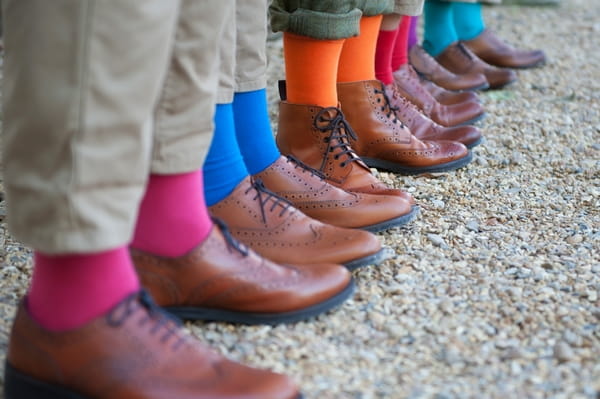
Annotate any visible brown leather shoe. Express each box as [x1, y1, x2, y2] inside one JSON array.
[[463, 29, 546, 69], [209, 176, 394, 269], [420, 78, 481, 106], [277, 81, 415, 203], [254, 156, 418, 233], [335, 79, 472, 174], [436, 42, 518, 90], [409, 45, 489, 91], [393, 63, 486, 126], [131, 220, 354, 324], [5, 292, 301, 399], [383, 82, 483, 149]]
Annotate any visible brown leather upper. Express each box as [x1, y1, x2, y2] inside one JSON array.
[[383, 82, 482, 148], [208, 176, 383, 265], [276, 101, 413, 201], [131, 223, 351, 313], [393, 63, 485, 127], [7, 293, 300, 398], [463, 29, 546, 69], [409, 45, 488, 91], [436, 42, 518, 90], [254, 156, 414, 228], [420, 78, 480, 106], [336, 80, 469, 167]]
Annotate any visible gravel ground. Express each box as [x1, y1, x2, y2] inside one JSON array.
[[0, 1, 599, 398]]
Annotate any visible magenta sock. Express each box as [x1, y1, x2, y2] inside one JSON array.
[[408, 16, 419, 50], [131, 171, 212, 257], [376, 29, 399, 85], [28, 248, 140, 331]]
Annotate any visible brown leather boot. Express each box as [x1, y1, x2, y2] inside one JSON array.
[[420, 78, 480, 106], [409, 45, 489, 91], [436, 42, 518, 90], [382, 82, 483, 149], [5, 292, 301, 399], [393, 63, 485, 126], [463, 29, 546, 69], [335, 80, 472, 174], [254, 156, 418, 232], [209, 176, 393, 269], [131, 220, 354, 325], [276, 100, 415, 201]]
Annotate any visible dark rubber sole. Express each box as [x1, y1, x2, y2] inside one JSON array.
[[455, 112, 487, 127], [361, 204, 420, 234], [166, 279, 355, 325], [464, 82, 491, 92], [343, 246, 395, 271], [4, 363, 305, 399], [485, 78, 518, 91], [465, 136, 483, 149], [5, 363, 87, 399], [362, 151, 473, 175]]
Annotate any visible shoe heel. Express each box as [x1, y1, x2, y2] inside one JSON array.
[[4, 363, 88, 399]]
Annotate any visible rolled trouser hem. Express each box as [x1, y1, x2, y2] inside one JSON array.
[[216, 90, 234, 104], [236, 77, 267, 93], [150, 126, 212, 174], [270, 7, 362, 40], [9, 228, 133, 255], [356, 0, 395, 15], [6, 185, 141, 254], [393, 0, 424, 15]]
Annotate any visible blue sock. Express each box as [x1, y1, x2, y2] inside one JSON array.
[[452, 2, 485, 41], [203, 103, 249, 206], [232, 89, 281, 175], [423, 0, 458, 57]]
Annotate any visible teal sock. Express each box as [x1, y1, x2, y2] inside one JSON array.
[[233, 89, 280, 175], [451, 2, 485, 41], [203, 103, 249, 206], [423, 0, 458, 57]]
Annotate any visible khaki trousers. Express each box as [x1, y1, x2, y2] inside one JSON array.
[[3, 0, 234, 254], [218, 0, 269, 104]]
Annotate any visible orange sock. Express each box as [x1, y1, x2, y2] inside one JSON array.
[[283, 32, 344, 108], [337, 15, 383, 83]]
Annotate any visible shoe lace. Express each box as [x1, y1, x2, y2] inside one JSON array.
[[245, 178, 293, 224], [313, 107, 363, 170], [373, 86, 403, 126], [212, 217, 249, 256], [285, 155, 327, 180], [455, 42, 474, 61], [374, 84, 412, 128], [107, 290, 187, 350]]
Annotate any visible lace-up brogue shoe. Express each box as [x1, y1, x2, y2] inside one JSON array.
[[382, 83, 483, 149], [463, 29, 546, 69], [436, 42, 518, 90], [335, 80, 472, 174], [277, 82, 415, 203], [131, 220, 354, 324], [254, 156, 418, 232], [4, 292, 301, 399], [409, 45, 489, 91], [393, 63, 485, 126], [209, 176, 394, 268]]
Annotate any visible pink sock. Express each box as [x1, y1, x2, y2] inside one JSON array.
[[131, 171, 212, 257], [375, 28, 399, 85], [28, 248, 140, 331], [408, 16, 419, 50], [391, 16, 412, 72]]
